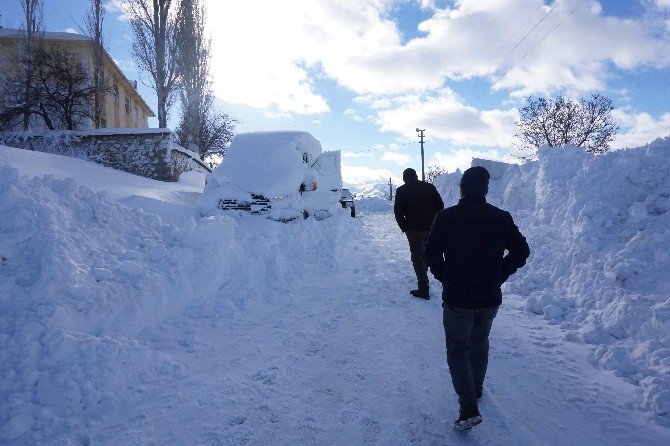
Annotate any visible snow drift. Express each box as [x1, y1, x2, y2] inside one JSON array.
[[0, 162, 359, 443], [434, 138, 670, 416]]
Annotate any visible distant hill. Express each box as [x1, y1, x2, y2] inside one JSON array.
[[347, 182, 396, 200]]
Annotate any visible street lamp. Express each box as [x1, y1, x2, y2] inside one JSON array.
[[416, 128, 425, 182]]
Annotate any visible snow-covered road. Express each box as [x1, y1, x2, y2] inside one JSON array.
[[88, 213, 670, 445], [2, 144, 669, 444]]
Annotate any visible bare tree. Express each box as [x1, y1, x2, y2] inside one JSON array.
[[125, 0, 181, 128], [0, 65, 29, 130], [32, 46, 98, 130], [173, 0, 238, 160], [426, 165, 447, 184], [1, 44, 98, 130], [17, 0, 44, 130], [176, 104, 237, 160], [175, 0, 210, 152], [515, 93, 619, 158], [81, 0, 106, 128]]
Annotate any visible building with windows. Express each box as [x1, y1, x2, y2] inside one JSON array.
[[0, 27, 155, 129]]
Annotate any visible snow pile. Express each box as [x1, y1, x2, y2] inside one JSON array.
[[350, 182, 396, 199], [205, 131, 322, 198], [0, 163, 359, 443], [355, 196, 394, 214], [199, 131, 343, 221], [433, 138, 670, 417]]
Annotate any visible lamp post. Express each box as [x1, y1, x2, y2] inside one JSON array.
[[416, 128, 425, 182]]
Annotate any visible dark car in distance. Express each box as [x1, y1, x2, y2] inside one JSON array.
[[340, 188, 355, 217]]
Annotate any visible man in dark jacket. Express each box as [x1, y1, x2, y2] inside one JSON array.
[[424, 166, 529, 431], [394, 167, 444, 299]]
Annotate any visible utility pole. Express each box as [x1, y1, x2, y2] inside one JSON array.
[[416, 128, 425, 182], [388, 177, 393, 201]]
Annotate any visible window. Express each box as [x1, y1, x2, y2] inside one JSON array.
[[112, 84, 119, 105], [124, 97, 130, 115], [100, 117, 107, 128], [132, 105, 138, 122]]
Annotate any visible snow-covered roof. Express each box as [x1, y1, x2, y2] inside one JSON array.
[[0, 28, 89, 42]]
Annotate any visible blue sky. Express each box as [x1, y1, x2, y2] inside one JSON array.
[[3, 0, 670, 187]]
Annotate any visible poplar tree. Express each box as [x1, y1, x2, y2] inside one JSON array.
[[82, 0, 106, 128], [125, 0, 180, 128]]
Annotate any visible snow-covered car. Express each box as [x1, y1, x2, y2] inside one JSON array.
[[197, 131, 342, 221], [340, 188, 355, 218]]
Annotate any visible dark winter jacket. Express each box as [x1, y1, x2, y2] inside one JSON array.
[[394, 180, 444, 232], [424, 196, 530, 308]]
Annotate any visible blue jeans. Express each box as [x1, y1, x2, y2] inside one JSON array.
[[443, 305, 499, 408]]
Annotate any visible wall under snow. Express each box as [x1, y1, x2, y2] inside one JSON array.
[[433, 138, 670, 417], [0, 129, 210, 182]]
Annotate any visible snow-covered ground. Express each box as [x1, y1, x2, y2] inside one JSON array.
[[1, 143, 670, 444], [434, 139, 670, 419]]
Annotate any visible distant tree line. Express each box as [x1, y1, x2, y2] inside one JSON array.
[[0, 0, 236, 161]]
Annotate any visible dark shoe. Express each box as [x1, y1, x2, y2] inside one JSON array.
[[476, 387, 483, 402], [453, 405, 482, 431], [410, 289, 430, 300]]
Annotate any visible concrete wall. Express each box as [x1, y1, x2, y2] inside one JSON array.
[[0, 129, 210, 182]]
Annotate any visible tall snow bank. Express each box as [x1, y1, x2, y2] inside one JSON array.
[[0, 164, 360, 443], [434, 139, 670, 418]]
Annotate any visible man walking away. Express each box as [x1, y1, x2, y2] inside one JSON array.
[[394, 167, 444, 300], [424, 166, 529, 431]]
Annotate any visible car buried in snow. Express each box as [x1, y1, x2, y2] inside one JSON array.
[[339, 188, 355, 218], [197, 131, 344, 221]]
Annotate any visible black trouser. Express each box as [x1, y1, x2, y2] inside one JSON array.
[[405, 230, 429, 291], [443, 305, 499, 408]]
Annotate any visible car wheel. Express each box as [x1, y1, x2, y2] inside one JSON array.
[[351, 207, 355, 218]]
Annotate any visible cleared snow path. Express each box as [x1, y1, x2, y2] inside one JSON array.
[[82, 213, 669, 445]]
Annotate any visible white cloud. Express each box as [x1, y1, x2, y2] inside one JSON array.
[[205, 0, 402, 115], [64, 28, 78, 34], [342, 164, 397, 187], [417, 0, 436, 9], [656, 0, 670, 9], [371, 88, 518, 147], [342, 152, 373, 159], [380, 151, 412, 165], [430, 148, 512, 173], [344, 108, 364, 122], [113, 58, 137, 75], [106, 0, 130, 20], [203, 0, 670, 113], [612, 110, 670, 149]]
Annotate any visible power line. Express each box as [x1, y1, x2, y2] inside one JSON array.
[[341, 140, 416, 154], [456, 0, 574, 109], [499, 0, 564, 64], [487, 2, 545, 64], [494, 0, 586, 86], [516, 0, 586, 64]]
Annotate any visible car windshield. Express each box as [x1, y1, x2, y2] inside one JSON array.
[[341, 189, 352, 200]]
